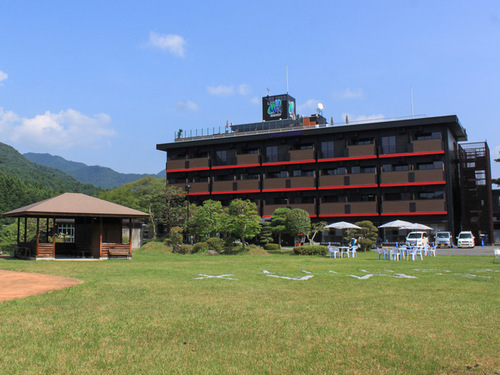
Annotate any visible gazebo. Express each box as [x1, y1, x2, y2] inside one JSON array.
[[2, 193, 149, 260]]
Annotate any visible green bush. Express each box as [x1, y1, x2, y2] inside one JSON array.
[[264, 243, 280, 250], [193, 242, 209, 253], [207, 237, 224, 252], [174, 244, 193, 254], [292, 244, 327, 256]]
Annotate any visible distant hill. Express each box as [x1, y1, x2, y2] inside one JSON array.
[[24, 152, 164, 189], [0, 143, 100, 220], [0, 143, 99, 195]]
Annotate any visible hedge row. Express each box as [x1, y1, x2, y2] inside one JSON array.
[[292, 244, 328, 256]]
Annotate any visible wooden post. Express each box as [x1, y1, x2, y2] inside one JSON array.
[[52, 218, 56, 257], [17, 217, 20, 244], [99, 217, 103, 258], [36, 217, 40, 257], [24, 217, 27, 243], [128, 219, 132, 256]]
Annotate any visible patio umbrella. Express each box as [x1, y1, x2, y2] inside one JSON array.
[[400, 223, 433, 231], [325, 221, 362, 230], [378, 220, 413, 229]]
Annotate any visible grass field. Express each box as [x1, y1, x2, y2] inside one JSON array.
[[0, 246, 499, 374]]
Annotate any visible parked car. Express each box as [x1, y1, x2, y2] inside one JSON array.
[[405, 231, 429, 247], [435, 232, 453, 248], [456, 231, 475, 248]]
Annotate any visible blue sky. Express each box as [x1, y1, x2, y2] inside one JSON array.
[[1, 1, 499, 178]]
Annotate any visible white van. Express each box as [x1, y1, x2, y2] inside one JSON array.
[[405, 231, 429, 247]]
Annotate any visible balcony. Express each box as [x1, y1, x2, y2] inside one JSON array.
[[263, 203, 316, 217], [319, 173, 377, 189], [212, 179, 260, 194], [236, 153, 260, 166], [411, 138, 443, 153], [167, 157, 209, 171], [347, 143, 376, 158], [289, 149, 315, 162], [381, 199, 446, 214], [262, 176, 316, 191], [319, 202, 378, 216], [380, 169, 444, 185]]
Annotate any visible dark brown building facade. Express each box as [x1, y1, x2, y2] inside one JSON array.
[[157, 113, 494, 242]]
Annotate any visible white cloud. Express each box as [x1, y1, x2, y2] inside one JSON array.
[[0, 70, 7, 84], [148, 32, 186, 57], [238, 84, 251, 96], [176, 100, 199, 112], [298, 99, 322, 113], [334, 88, 364, 100], [0, 107, 115, 151], [249, 97, 260, 105], [207, 84, 234, 96]]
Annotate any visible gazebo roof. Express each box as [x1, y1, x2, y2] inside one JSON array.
[[2, 193, 149, 218]]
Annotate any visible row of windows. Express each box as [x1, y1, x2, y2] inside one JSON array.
[[168, 132, 443, 161]]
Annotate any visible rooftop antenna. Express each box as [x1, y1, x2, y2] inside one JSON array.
[[266, 88, 270, 96], [286, 65, 289, 94], [410, 87, 414, 118]]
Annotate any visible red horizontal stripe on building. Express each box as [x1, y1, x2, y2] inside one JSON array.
[[379, 150, 445, 158], [317, 155, 377, 163], [318, 213, 379, 217], [211, 164, 261, 170], [186, 192, 211, 196], [262, 187, 317, 193], [379, 181, 445, 187], [261, 160, 316, 167], [381, 211, 447, 216], [166, 167, 211, 173], [262, 215, 316, 219], [318, 184, 378, 190]]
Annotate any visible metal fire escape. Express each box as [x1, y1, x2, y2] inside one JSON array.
[[458, 142, 494, 244]]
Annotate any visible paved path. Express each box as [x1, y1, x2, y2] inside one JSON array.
[[431, 245, 498, 256]]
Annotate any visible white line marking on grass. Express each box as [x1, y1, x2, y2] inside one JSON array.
[[394, 273, 417, 279], [302, 270, 312, 274], [263, 270, 314, 280], [195, 274, 238, 280], [328, 270, 338, 273], [348, 274, 374, 280]]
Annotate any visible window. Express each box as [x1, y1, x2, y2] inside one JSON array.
[[394, 164, 409, 171], [266, 171, 287, 179], [265, 146, 278, 162], [351, 138, 373, 145], [240, 173, 259, 180], [417, 191, 444, 200], [361, 166, 375, 173], [216, 150, 227, 162], [320, 141, 335, 158], [333, 167, 347, 175], [381, 136, 396, 154], [57, 223, 75, 243], [417, 161, 443, 170], [351, 166, 360, 174], [414, 132, 441, 140]]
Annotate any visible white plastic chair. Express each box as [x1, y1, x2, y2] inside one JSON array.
[[428, 245, 437, 257], [349, 245, 358, 258], [409, 246, 423, 261], [493, 248, 500, 263], [328, 246, 340, 258], [376, 247, 387, 260], [390, 248, 400, 261]]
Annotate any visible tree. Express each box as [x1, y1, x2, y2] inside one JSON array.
[[307, 221, 327, 245], [346, 220, 378, 251], [270, 207, 291, 249], [190, 200, 226, 240], [223, 199, 261, 250], [285, 208, 310, 245], [164, 184, 186, 235], [259, 221, 273, 246], [98, 177, 166, 238]]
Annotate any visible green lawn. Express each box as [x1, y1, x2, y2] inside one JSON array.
[[0, 249, 499, 374]]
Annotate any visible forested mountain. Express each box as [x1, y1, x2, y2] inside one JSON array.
[[24, 152, 164, 189], [0, 143, 100, 221]]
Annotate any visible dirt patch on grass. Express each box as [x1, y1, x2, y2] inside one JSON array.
[[0, 270, 83, 302]]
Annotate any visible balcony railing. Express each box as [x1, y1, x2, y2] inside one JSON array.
[[319, 202, 378, 216], [381, 199, 446, 214]]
